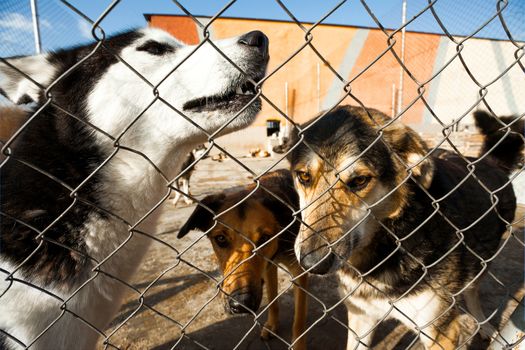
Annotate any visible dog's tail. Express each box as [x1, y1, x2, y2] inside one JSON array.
[[473, 110, 524, 174]]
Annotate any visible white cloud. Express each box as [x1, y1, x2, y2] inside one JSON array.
[[0, 12, 51, 32], [1, 30, 22, 44], [78, 19, 93, 39], [40, 18, 51, 29], [0, 12, 33, 31]]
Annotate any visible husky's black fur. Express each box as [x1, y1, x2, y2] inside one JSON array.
[[0, 31, 143, 286]]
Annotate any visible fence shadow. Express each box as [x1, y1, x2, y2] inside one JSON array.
[[110, 273, 211, 327], [108, 212, 523, 349], [151, 273, 348, 350]]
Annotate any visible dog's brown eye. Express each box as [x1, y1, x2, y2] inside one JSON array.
[[347, 175, 371, 191], [296, 171, 311, 185], [259, 234, 273, 246], [214, 234, 229, 248]]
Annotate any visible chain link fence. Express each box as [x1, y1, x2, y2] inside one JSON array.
[[0, 1, 524, 349]]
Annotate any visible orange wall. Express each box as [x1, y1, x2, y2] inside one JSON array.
[[212, 19, 357, 126], [149, 16, 442, 126], [149, 15, 199, 45], [346, 30, 441, 123]]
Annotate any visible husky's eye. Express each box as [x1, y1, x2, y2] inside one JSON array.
[[214, 234, 229, 248], [347, 175, 371, 191], [296, 171, 311, 185], [137, 40, 174, 55]]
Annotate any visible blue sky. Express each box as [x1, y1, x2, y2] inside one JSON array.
[[0, 0, 524, 57]]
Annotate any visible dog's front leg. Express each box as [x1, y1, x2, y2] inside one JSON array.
[[182, 178, 194, 205], [171, 182, 181, 206], [345, 300, 379, 350], [420, 312, 462, 350], [291, 272, 308, 350], [261, 262, 279, 340], [464, 283, 495, 340]]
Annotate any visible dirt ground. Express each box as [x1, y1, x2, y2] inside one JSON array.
[[104, 155, 525, 350]]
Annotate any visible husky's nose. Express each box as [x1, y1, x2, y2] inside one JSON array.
[[238, 30, 269, 58], [299, 248, 335, 275]]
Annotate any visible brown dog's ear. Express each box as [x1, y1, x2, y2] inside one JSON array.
[[384, 122, 435, 188], [260, 194, 299, 235], [256, 169, 300, 235], [257, 170, 297, 205], [177, 193, 226, 238]]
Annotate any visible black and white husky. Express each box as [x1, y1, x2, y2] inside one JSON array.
[[0, 28, 268, 349]]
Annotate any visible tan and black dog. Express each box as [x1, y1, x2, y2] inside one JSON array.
[[178, 169, 308, 349], [288, 106, 523, 349]]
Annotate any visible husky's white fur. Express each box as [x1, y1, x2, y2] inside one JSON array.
[[0, 27, 267, 349]]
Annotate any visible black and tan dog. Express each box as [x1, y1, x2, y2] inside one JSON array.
[[288, 106, 523, 349], [178, 169, 308, 349]]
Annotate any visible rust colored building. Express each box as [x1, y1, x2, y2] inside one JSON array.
[[144, 14, 523, 148]]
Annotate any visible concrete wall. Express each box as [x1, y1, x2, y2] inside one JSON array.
[[422, 37, 525, 127]]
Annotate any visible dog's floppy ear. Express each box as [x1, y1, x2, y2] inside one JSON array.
[[258, 169, 299, 209], [0, 55, 56, 105], [177, 193, 226, 238], [384, 122, 435, 188], [284, 125, 301, 161], [257, 169, 300, 232]]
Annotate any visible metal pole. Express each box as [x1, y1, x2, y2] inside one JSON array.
[[30, 0, 42, 54], [397, 0, 407, 114], [391, 83, 396, 117], [317, 62, 321, 112], [285, 82, 289, 117], [284, 82, 289, 138]]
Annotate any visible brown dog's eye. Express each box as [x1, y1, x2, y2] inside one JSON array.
[[258, 234, 273, 246], [214, 234, 229, 248], [347, 175, 371, 191], [296, 171, 311, 185]]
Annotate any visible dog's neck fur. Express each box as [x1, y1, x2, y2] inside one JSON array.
[[10, 101, 190, 220], [343, 181, 433, 294], [0, 79, 199, 350]]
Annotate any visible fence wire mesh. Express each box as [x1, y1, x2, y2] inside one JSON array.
[[0, 1, 524, 350]]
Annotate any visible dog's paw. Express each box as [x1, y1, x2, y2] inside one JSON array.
[[260, 321, 279, 340]]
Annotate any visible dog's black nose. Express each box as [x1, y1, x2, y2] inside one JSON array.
[[300, 250, 335, 275], [238, 31, 269, 58], [228, 292, 258, 314]]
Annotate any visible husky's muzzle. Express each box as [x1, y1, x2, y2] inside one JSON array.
[[182, 30, 269, 114], [238, 30, 269, 61]]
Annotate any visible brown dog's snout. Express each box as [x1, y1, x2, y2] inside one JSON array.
[[299, 245, 335, 275], [296, 223, 337, 275], [228, 289, 260, 314]]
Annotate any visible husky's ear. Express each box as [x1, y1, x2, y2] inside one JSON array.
[[0, 55, 55, 105], [384, 122, 435, 188], [177, 193, 226, 238]]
